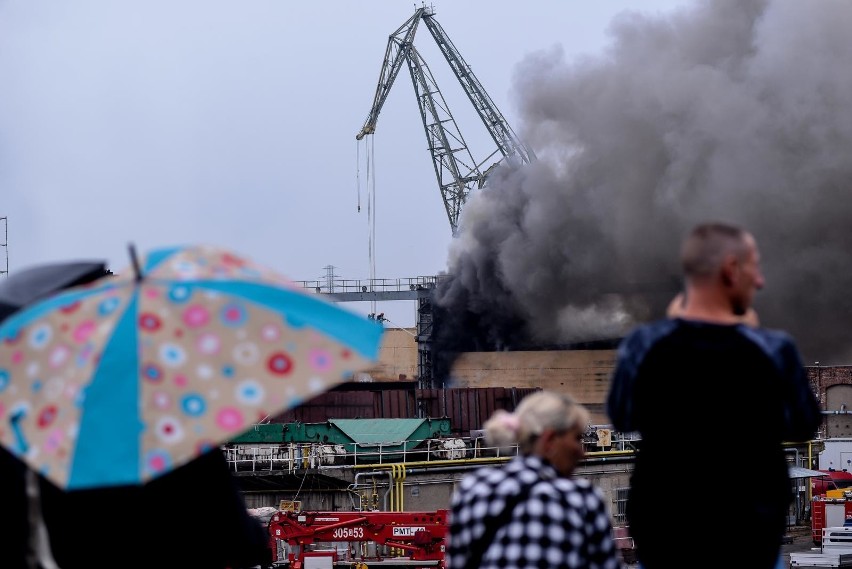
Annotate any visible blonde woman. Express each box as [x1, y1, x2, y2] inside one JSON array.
[[448, 391, 622, 569]]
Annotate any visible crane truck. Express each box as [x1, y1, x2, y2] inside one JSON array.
[[268, 507, 449, 569]]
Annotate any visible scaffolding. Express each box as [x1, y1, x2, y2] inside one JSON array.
[[294, 275, 446, 386]]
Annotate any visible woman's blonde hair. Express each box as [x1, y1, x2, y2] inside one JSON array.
[[483, 391, 590, 454]]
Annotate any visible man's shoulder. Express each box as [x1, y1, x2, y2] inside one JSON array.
[[738, 325, 803, 363], [623, 318, 679, 338], [617, 318, 679, 356], [742, 325, 796, 344]]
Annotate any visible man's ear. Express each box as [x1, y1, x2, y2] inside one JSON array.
[[720, 256, 738, 287]]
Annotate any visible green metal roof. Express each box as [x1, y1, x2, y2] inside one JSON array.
[[229, 423, 284, 444], [230, 418, 454, 463], [329, 418, 434, 445], [325, 418, 452, 462]]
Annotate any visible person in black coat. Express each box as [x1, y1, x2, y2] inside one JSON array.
[[0, 264, 271, 568], [607, 221, 822, 569], [40, 448, 271, 569]]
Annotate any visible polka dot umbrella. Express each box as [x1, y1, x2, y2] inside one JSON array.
[[0, 244, 384, 490]]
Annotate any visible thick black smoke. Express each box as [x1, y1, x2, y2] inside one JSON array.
[[433, 0, 852, 381]]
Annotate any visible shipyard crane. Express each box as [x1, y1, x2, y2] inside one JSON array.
[[356, 5, 535, 234]]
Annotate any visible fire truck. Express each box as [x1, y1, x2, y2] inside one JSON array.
[[811, 472, 852, 544], [813, 491, 852, 545], [267, 507, 448, 569]]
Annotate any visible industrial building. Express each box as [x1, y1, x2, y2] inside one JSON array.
[[228, 325, 834, 532]]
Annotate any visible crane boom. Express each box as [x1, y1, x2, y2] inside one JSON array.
[[356, 9, 425, 141], [420, 15, 534, 164], [357, 6, 534, 234]]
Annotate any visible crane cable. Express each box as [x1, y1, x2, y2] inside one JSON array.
[[368, 137, 377, 317], [356, 142, 361, 213], [357, 137, 378, 317]]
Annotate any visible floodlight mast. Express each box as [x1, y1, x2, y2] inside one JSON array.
[[356, 5, 535, 234]]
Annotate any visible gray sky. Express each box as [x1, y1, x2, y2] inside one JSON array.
[[0, 0, 690, 328]]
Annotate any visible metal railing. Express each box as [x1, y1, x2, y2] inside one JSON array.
[[224, 436, 483, 473], [293, 275, 449, 295], [222, 428, 636, 474], [224, 431, 815, 476]]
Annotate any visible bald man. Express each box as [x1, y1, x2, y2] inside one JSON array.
[[607, 221, 821, 569]]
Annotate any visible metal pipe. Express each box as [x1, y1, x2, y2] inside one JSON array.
[[387, 468, 394, 511], [399, 464, 406, 511], [348, 456, 635, 494], [785, 447, 803, 524], [348, 449, 636, 471]]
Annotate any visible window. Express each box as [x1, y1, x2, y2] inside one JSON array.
[[613, 487, 629, 525]]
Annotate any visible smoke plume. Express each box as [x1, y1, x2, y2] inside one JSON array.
[[433, 0, 852, 380]]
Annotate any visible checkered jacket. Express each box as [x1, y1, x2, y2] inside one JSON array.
[[448, 455, 623, 569]]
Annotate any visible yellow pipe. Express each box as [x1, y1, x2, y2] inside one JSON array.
[[397, 464, 402, 512], [389, 464, 396, 512], [399, 464, 406, 512], [351, 449, 637, 471], [395, 464, 401, 512], [390, 465, 402, 556], [392, 464, 398, 511]]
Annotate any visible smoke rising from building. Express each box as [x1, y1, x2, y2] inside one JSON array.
[[433, 0, 852, 379]]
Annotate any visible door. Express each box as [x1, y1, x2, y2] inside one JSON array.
[[826, 503, 847, 527]]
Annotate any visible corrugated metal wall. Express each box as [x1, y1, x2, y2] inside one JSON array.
[[271, 386, 540, 437], [275, 391, 375, 423]]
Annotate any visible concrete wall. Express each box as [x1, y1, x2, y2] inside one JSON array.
[[362, 336, 620, 424], [361, 328, 419, 381], [397, 473, 462, 512], [244, 462, 633, 526], [450, 350, 618, 425], [363, 338, 852, 429]]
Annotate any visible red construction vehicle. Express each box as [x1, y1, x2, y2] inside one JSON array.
[[811, 470, 852, 544], [267, 508, 449, 569], [812, 494, 852, 545], [813, 470, 852, 496]]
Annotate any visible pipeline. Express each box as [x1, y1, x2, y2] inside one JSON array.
[[348, 453, 636, 507], [349, 448, 636, 471]]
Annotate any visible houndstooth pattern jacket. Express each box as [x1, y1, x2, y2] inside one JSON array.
[[448, 454, 623, 569]]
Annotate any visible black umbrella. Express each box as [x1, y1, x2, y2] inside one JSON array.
[[0, 260, 110, 322]]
